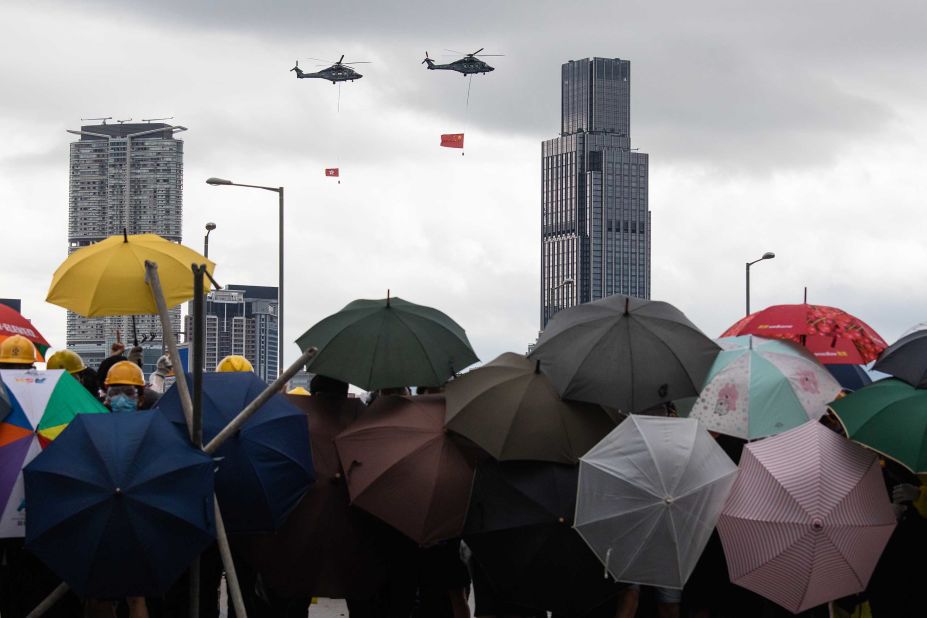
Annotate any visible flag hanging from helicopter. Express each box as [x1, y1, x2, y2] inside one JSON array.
[[325, 168, 340, 177], [441, 134, 464, 149]]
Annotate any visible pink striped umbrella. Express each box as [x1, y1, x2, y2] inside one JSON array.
[[717, 421, 896, 613]]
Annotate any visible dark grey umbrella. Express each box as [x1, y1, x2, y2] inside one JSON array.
[[445, 352, 618, 464], [529, 294, 720, 413], [872, 329, 927, 388]]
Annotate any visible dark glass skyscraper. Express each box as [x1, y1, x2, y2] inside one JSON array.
[[541, 58, 650, 329]]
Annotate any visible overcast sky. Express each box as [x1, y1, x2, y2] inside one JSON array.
[[2, 0, 926, 369]]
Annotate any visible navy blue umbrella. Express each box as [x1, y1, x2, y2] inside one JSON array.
[[156, 372, 315, 533], [23, 411, 215, 599], [825, 364, 873, 392]]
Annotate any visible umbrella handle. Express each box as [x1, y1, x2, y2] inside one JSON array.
[[604, 547, 612, 579]]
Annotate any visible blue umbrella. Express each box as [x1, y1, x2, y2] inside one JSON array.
[[23, 411, 215, 598], [826, 364, 873, 391], [156, 372, 315, 533]]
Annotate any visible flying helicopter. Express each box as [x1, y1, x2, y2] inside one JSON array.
[[290, 55, 370, 83], [422, 49, 502, 75]]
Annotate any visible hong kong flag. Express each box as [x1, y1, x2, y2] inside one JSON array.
[[325, 168, 339, 177], [440, 133, 464, 148]]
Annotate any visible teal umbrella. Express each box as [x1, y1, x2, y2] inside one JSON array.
[[830, 378, 927, 473], [689, 336, 841, 439], [296, 296, 479, 390]]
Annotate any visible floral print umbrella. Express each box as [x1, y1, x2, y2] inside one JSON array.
[[689, 336, 841, 439]]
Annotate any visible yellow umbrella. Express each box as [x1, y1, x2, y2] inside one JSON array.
[[287, 386, 311, 396], [46, 232, 215, 316]]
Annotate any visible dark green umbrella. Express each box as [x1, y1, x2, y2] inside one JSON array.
[[296, 296, 479, 390], [445, 352, 618, 464], [529, 294, 721, 414], [829, 378, 927, 473]]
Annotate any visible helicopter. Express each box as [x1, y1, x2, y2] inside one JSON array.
[[290, 55, 370, 83], [422, 49, 502, 75]]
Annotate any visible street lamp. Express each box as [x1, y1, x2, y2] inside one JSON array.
[[206, 177, 285, 376], [204, 222, 216, 258], [746, 252, 775, 316], [545, 277, 575, 325]]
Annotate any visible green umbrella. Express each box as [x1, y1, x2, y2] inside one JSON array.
[[829, 378, 927, 473], [445, 352, 619, 464], [296, 296, 479, 390]]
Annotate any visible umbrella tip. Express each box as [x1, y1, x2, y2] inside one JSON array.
[[123, 228, 128, 243], [624, 297, 630, 315], [534, 359, 541, 374], [386, 289, 390, 307]]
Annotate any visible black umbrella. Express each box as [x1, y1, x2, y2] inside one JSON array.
[[464, 460, 622, 617], [872, 329, 927, 388], [530, 294, 720, 413], [826, 364, 873, 392]]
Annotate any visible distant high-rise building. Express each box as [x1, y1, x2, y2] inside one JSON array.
[[541, 58, 650, 329], [185, 285, 279, 384], [65, 121, 186, 373]]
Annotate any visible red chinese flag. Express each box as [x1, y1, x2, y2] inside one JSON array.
[[440, 133, 464, 148], [325, 168, 339, 177]]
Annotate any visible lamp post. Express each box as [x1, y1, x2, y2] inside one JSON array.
[[206, 177, 285, 377], [204, 222, 216, 258], [546, 277, 575, 325], [746, 252, 775, 316]]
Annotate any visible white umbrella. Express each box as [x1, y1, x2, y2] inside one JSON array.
[[575, 415, 738, 589]]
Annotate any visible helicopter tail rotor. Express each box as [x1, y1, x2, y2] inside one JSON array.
[[422, 51, 435, 67]]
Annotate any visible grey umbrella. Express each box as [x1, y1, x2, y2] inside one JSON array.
[[529, 295, 720, 413], [872, 328, 927, 388]]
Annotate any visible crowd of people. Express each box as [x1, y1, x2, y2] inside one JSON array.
[[0, 334, 925, 617]]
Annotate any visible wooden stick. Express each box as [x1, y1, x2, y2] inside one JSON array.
[[215, 502, 247, 618], [25, 582, 70, 618], [145, 260, 194, 436], [146, 260, 247, 617], [203, 347, 317, 455]]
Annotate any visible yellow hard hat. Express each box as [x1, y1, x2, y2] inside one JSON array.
[[105, 360, 145, 386], [0, 335, 37, 365], [46, 349, 87, 374], [216, 355, 254, 373]]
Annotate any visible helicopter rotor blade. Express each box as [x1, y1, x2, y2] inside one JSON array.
[[471, 48, 485, 56], [341, 61, 372, 65], [444, 48, 467, 55], [301, 57, 330, 63], [474, 54, 505, 57], [338, 54, 345, 64]]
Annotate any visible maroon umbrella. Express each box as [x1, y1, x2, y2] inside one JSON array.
[[236, 394, 398, 598], [335, 394, 476, 545]]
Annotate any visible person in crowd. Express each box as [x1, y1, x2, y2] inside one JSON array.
[[46, 348, 101, 399], [216, 354, 254, 373], [148, 355, 173, 394], [0, 334, 36, 369], [866, 460, 927, 617], [128, 345, 144, 368], [103, 360, 148, 413], [96, 342, 126, 385]]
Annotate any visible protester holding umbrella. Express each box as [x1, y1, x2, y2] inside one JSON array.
[[47, 349, 101, 400], [96, 341, 126, 385]]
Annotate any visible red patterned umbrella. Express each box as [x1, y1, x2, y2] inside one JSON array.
[[0, 305, 50, 362], [722, 304, 886, 365]]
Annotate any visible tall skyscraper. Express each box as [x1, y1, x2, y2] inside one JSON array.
[[65, 121, 187, 372], [185, 285, 279, 383], [541, 58, 650, 329]]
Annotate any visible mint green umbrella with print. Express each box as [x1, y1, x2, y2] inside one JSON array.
[[689, 336, 841, 439]]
